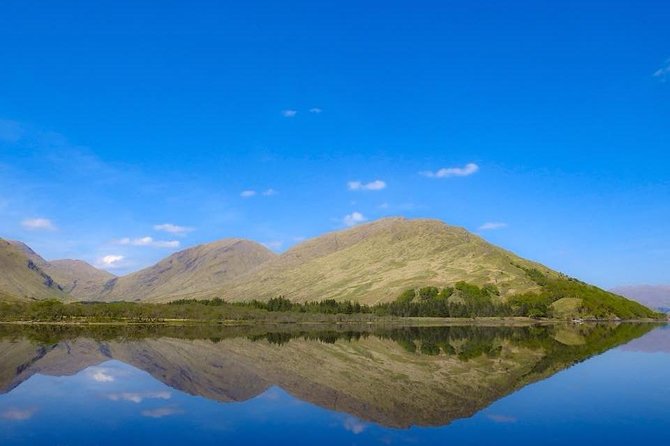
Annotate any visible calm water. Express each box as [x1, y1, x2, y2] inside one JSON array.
[[0, 323, 668, 445]]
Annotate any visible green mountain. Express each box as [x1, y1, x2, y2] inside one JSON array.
[[95, 238, 276, 302], [0, 239, 65, 301]]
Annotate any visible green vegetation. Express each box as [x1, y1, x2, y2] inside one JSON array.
[[375, 270, 663, 320], [510, 267, 663, 319]]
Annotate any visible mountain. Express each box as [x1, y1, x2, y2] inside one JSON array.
[[169, 217, 557, 304], [95, 238, 276, 302], [611, 285, 670, 313], [7, 240, 115, 301], [1, 218, 660, 320], [0, 239, 65, 301]]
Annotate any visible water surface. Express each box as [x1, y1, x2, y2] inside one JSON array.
[[0, 323, 667, 445]]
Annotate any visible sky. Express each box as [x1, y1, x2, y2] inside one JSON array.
[[0, 1, 668, 287]]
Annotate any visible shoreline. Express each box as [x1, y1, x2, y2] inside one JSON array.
[[0, 316, 663, 327]]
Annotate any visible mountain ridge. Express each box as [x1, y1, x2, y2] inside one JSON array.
[[0, 218, 660, 319]]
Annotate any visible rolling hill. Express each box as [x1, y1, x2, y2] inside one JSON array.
[[0, 239, 66, 301], [95, 238, 277, 302], [7, 240, 115, 301]]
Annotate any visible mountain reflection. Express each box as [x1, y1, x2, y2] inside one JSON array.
[[0, 323, 655, 428]]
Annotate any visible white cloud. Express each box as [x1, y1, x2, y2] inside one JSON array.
[[1, 408, 37, 421], [99, 255, 125, 268], [420, 163, 479, 178], [479, 222, 508, 231], [309, 107, 322, 113], [21, 217, 57, 231], [240, 190, 257, 198], [153, 223, 194, 235], [107, 391, 171, 404], [141, 406, 183, 418], [343, 417, 367, 434], [347, 180, 387, 191], [261, 240, 283, 250], [116, 237, 180, 248], [281, 109, 297, 118], [262, 188, 278, 196], [653, 59, 670, 81], [343, 211, 367, 227]]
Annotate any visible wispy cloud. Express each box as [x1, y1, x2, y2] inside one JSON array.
[[242, 189, 277, 198], [116, 237, 180, 248], [141, 406, 184, 418], [21, 217, 57, 231], [343, 211, 366, 227], [281, 109, 297, 118], [107, 391, 171, 404], [262, 240, 283, 250], [653, 59, 670, 81], [153, 223, 194, 236], [98, 255, 125, 268], [309, 107, 323, 113], [347, 180, 387, 191], [1, 407, 37, 421], [420, 162, 479, 178], [479, 222, 508, 231]]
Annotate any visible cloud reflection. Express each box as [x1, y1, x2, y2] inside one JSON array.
[[343, 416, 367, 434], [1, 407, 37, 421], [107, 391, 171, 403], [141, 406, 184, 418]]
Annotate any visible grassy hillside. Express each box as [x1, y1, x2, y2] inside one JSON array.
[[8, 240, 114, 301], [0, 239, 66, 301], [46, 259, 116, 299], [192, 218, 557, 304], [96, 238, 276, 302], [2, 218, 659, 321]]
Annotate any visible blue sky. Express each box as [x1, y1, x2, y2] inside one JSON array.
[[0, 1, 668, 287]]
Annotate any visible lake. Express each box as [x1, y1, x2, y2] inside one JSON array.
[[0, 323, 668, 445]]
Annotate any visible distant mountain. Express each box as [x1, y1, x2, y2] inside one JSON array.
[[610, 285, 670, 313], [0, 239, 65, 301], [95, 238, 276, 302], [7, 241, 115, 301]]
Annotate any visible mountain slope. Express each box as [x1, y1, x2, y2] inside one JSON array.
[[197, 217, 554, 304], [96, 238, 277, 302], [46, 259, 116, 300], [0, 239, 65, 301], [8, 241, 115, 300]]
